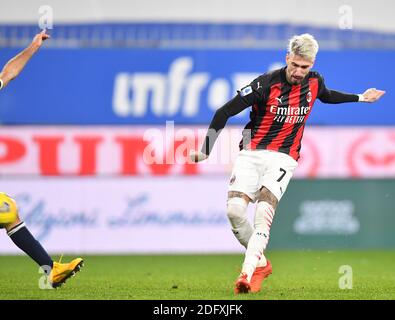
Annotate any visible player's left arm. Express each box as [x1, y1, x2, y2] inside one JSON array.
[[317, 76, 385, 104], [319, 87, 385, 103], [356, 88, 385, 103], [0, 30, 49, 90]]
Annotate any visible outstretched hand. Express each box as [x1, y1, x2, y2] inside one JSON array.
[[189, 150, 209, 163], [31, 30, 50, 49], [360, 88, 385, 102]]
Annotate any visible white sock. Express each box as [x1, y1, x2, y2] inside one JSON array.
[[257, 255, 268, 268], [227, 197, 253, 248], [241, 201, 274, 281]]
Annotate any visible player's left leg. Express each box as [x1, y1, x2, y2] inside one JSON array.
[[239, 187, 277, 293]]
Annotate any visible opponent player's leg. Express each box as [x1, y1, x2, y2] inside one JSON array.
[[227, 191, 252, 248], [5, 215, 54, 271], [5, 209, 83, 288]]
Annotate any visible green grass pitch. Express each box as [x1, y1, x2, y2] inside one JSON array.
[[0, 250, 394, 300]]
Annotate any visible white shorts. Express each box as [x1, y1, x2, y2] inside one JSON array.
[[228, 149, 298, 202]]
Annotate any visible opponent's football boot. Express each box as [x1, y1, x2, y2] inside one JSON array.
[[49, 257, 84, 288]]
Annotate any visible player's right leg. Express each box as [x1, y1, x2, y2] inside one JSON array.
[[227, 150, 261, 248], [227, 191, 252, 248], [227, 150, 262, 294], [227, 191, 254, 294], [2, 195, 83, 288]]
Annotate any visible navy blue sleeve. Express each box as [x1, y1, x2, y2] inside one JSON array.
[[318, 75, 359, 104], [200, 94, 250, 155], [200, 75, 269, 155]]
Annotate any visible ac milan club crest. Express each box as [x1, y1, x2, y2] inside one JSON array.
[[307, 91, 312, 103]]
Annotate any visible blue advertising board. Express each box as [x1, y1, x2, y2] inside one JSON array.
[[0, 48, 392, 125]]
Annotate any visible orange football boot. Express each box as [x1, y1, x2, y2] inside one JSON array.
[[234, 272, 251, 294], [250, 260, 272, 293]]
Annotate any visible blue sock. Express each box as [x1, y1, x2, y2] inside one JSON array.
[[7, 222, 53, 269]]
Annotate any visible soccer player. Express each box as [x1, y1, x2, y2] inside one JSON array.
[[190, 34, 385, 294], [0, 31, 84, 288]]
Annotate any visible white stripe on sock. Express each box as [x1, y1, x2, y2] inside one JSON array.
[[7, 222, 26, 237]]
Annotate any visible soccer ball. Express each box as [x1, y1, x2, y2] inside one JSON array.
[[0, 193, 18, 226]]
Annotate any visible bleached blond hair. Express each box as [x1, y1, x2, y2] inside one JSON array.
[[287, 34, 319, 62]]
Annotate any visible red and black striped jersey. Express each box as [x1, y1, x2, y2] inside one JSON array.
[[201, 67, 359, 161], [240, 67, 321, 160]]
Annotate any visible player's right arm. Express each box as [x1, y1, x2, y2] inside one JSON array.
[[190, 76, 266, 162], [0, 31, 49, 90]]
